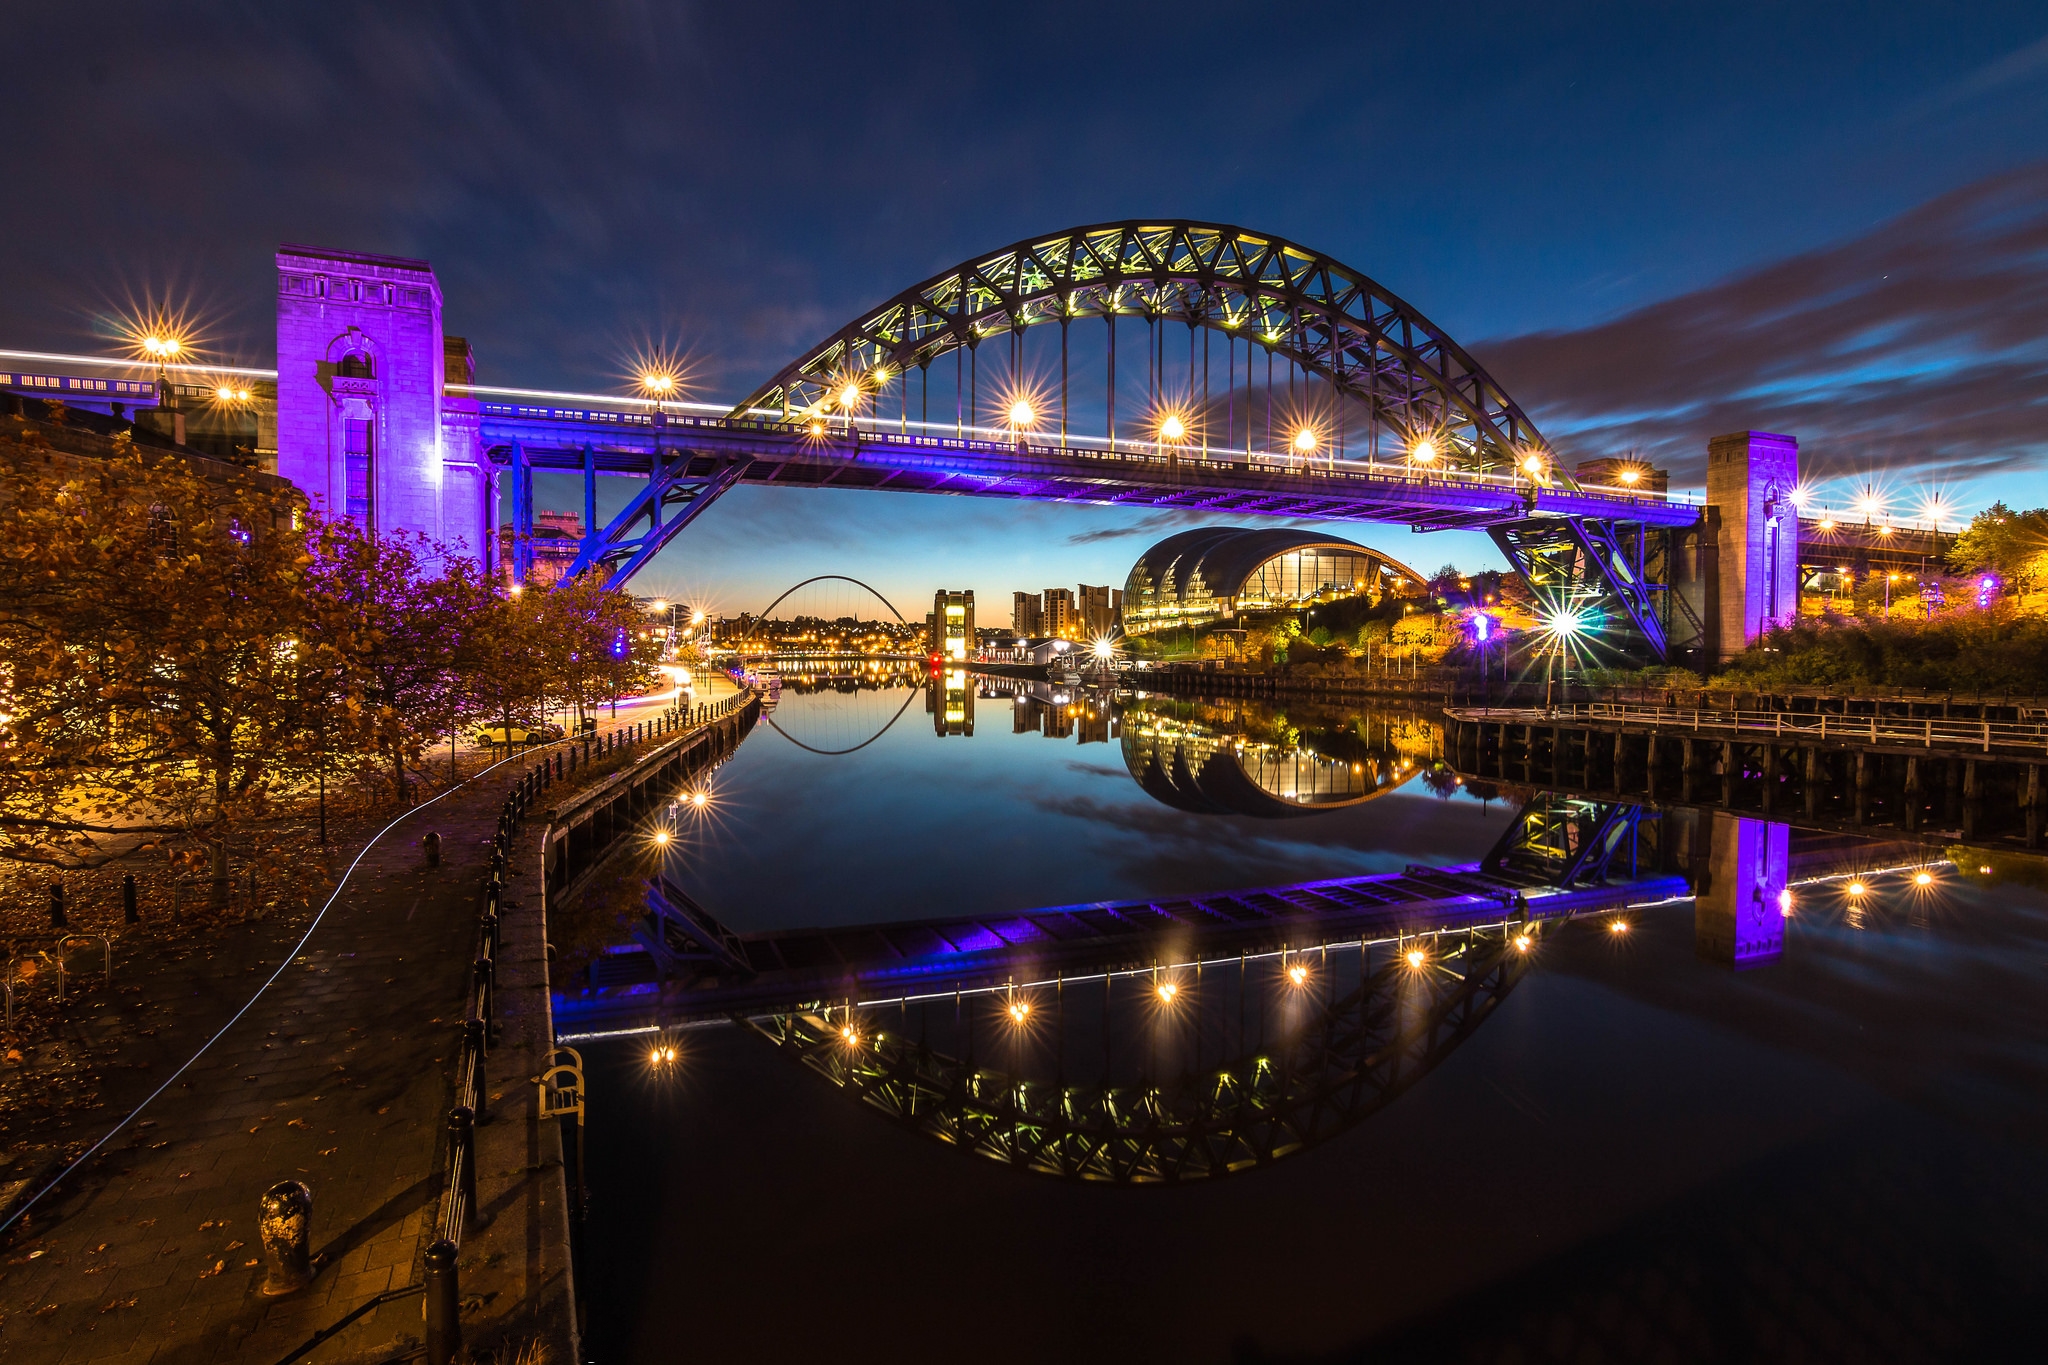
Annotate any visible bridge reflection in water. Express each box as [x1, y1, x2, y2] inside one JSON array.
[[749, 920, 1529, 1183], [557, 681, 1762, 1181]]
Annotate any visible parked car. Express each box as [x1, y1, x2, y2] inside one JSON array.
[[474, 724, 543, 746]]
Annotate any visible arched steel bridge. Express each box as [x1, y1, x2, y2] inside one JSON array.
[[745, 573, 908, 626], [478, 221, 1701, 658]]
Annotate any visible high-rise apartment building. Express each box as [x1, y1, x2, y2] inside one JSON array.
[[1042, 587, 1076, 638], [930, 589, 975, 661], [1078, 584, 1114, 638], [1013, 591, 1043, 636]]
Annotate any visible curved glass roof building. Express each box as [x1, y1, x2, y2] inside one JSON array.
[[1122, 527, 1424, 632]]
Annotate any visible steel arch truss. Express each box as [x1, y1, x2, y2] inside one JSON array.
[[747, 927, 1527, 1183], [562, 455, 752, 590], [1489, 517, 1672, 658], [734, 221, 1559, 482]]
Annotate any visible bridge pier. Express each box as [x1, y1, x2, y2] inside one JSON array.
[[2028, 765, 2042, 849], [1761, 743, 1779, 813], [1681, 738, 1700, 802], [1803, 747, 1821, 820], [1854, 751, 1871, 826], [1720, 740, 1737, 807]]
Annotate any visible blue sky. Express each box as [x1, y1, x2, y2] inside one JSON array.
[[6, 2, 2047, 613]]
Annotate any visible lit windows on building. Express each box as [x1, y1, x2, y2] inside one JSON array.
[[929, 589, 974, 661]]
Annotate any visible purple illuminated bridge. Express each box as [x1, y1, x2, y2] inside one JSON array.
[[482, 221, 1704, 660]]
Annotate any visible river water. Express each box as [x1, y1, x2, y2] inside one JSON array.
[[576, 676, 2048, 1364]]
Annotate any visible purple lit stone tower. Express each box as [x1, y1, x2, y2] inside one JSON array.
[[273, 246, 489, 558], [1705, 431, 1800, 660]]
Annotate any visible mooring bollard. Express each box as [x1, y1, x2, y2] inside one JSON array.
[[49, 882, 65, 929], [424, 831, 442, 867], [423, 1238, 461, 1365], [122, 874, 138, 924], [259, 1179, 315, 1294]]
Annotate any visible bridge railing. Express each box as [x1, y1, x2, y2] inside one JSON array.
[[1459, 701, 2048, 755]]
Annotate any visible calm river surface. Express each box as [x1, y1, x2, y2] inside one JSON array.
[[579, 677, 2048, 1364]]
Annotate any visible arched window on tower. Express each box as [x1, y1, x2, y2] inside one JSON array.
[[337, 353, 373, 379], [344, 418, 373, 523]]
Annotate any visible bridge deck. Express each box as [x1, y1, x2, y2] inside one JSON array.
[[554, 861, 1688, 1035], [478, 405, 1701, 530]]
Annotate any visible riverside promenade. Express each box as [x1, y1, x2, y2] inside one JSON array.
[[0, 694, 724, 1364]]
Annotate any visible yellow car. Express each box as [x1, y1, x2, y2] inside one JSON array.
[[474, 724, 543, 747]]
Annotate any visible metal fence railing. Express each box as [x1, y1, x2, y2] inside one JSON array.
[[1454, 702, 2048, 757], [419, 688, 753, 1365]]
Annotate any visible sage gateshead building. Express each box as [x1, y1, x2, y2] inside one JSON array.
[[1121, 527, 1424, 632]]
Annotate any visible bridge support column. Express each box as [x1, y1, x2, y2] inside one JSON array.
[[1521, 724, 1535, 782], [1645, 733, 1660, 799], [1803, 747, 1821, 820], [510, 437, 533, 587], [1720, 740, 1737, 808], [1681, 738, 1700, 802], [1903, 756, 1922, 832], [1761, 744, 1780, 813], [1706, 431, 1800, 661], [1853, 751, 1871, 826], [1549, 725, 1563, 782]]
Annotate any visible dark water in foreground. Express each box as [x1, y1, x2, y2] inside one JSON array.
[[579, 680, 2048, 1364]]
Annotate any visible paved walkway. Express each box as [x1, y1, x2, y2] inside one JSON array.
[[0, 753, 576, 1364]]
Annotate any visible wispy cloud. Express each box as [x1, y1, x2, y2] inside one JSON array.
[[1902, 31, 2048, 121], [1480, 164, 2048, 490]]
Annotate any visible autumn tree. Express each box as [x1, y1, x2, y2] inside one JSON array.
[[0, 439, 310, 876], [301, 520, 494, 801]]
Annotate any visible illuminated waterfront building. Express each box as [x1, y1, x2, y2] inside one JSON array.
[[1078, 584, 1116, 637], [1121, 527, 1424, 632], [1042, 588, 1076, 638], [928, 589, 974, 661], [1013, 591, 1042, 635]]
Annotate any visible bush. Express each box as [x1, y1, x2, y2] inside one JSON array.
[[1715, 611, 2048, 693]]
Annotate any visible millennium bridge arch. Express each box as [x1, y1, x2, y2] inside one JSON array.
[[747, 573, 908, 626]]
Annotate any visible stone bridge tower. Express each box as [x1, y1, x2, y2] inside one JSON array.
[[274, 245, 489, 559]]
